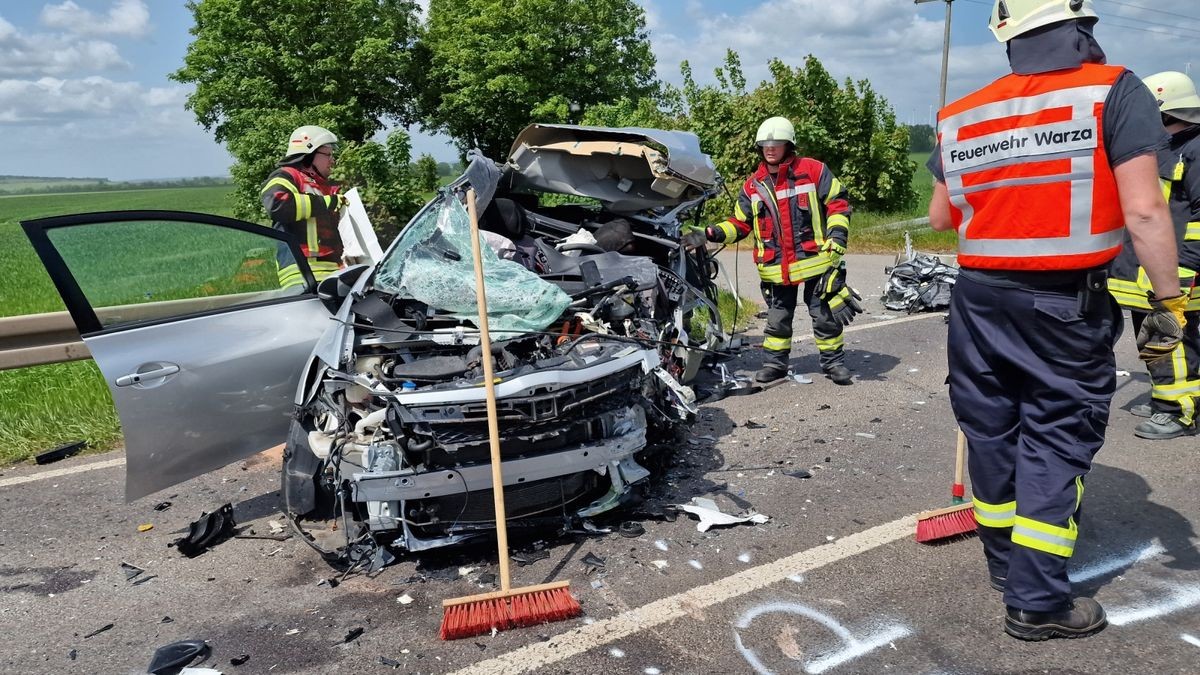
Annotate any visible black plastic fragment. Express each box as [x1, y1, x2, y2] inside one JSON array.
[[581, 552, 606, 572], [380, 656, 402, 668], [230, 654, 250, 666], [68, 649, 77, 661], [146, 639, 210, 675], [174, 504, 236, 558], [153, 501, 173, 512], [82, 623, 113, 639], [340, 627, 365, 644], [617, 521, 645, 538], [511, 549, 550, 566], [785, 469, 813, 480], [35, 440, 86, 465]]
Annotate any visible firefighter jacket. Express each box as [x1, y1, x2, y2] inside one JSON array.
[[712, 156, 851, 286], [937, 63, 1126, 271], [260, 166, 344, 288], [1110, 124, 1200, 312]]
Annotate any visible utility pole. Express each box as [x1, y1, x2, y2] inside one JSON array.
[[915, 0, 955, 110]]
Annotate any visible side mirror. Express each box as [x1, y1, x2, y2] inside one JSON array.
[[316, 264, 370, 313]]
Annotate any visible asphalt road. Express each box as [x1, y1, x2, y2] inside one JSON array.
[[2, 252, 1198, 675]]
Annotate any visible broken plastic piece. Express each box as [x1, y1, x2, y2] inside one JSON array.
[[581, 552, 606, 572], [742, 420, 767, 429], [676, 497, 770, 532], [138, 524, 154, 532], [617, 521, 645, 538], [784, 469, 813, 480], [83, 623, 114, 639], [174, 504, 236, 558], [121, 562, 144, 581], [511, 549, 550, 566], [340, 627, 365, 644], [154, 501, 173, 512], [229, 654, 249, 666], [397, 593, 414, 605], [791, 374, 813, 384], [147, 639, 210, 674], [380, 656, 402, 669], [34, 440, 86, 465]]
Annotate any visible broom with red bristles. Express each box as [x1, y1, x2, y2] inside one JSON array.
[[439, 188, 582, 641], [915, 429, 978, 543]]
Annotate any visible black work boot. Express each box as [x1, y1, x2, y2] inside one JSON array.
[[1004, 598, 1107, 641], [823, 364, 853, 385], [1133, 413, 1198, 440], [989, 574, 1006, 593], [754, 365, 788, 384]]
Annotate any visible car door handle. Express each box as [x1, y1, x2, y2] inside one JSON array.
[[115, 364, 180, 387]]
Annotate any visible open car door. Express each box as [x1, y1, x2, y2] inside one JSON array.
[[21, 211, 332, 501]]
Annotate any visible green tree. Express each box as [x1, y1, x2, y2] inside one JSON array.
[[418, 0, 657, 158], [907, 124, 936, 153], [598, 51, 916, 215], [171, 0, 423, 218], [414, 153, 440, 192], [333, 130, 423, 242]]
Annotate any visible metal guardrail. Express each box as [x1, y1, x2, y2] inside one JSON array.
[[0, 312, 89, 371]]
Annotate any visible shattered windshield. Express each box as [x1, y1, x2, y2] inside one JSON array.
[[373, 195, 571, 335]]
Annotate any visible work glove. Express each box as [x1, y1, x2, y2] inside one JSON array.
[[826, 284, 864, 326], [817, 262, 847, 301], [324, 193, 349, 213], [821, 239, 846, 267], [1137, 293, 1188, 363]]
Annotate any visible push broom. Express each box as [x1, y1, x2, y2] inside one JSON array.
[[439, 188, 582, 640], [915, 428, 978, 543]]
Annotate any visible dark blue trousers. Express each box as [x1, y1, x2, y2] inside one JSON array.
[[948, 275, 1121, 612]]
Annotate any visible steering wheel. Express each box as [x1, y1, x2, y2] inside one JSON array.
[[556, 242, 608, 255]]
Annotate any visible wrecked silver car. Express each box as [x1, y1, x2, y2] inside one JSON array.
[[21, 124, 727, 566]]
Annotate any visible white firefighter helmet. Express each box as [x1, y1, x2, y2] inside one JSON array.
[[989, 0, 1097, 43], [755, 116, 795, 146], [1143, 71, 1200, 123], [285, 125, 338, 158]]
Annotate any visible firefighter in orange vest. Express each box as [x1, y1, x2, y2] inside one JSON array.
[[928, 0, 1185, 640], [1108, 71, 1200, 440], [261, 125, 348, 289], [701, 116, 859, 385]]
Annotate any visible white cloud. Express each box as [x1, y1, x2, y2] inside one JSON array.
[[40, 0, 151, 38], [643, 0, 1200, 128], [0, 76, 185, 125], [0, 16, 127, 76]]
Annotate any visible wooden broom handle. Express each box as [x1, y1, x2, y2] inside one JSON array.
[[954, 428, 967, 486], [465, 188, 512, 593]]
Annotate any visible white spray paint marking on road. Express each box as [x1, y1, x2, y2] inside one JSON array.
[[1069, 542, 1165, 582], [1182, 634, 1200, 649], [791, 312, 947, 344], [448, 515, 917, 675], [0, 457, 125, 489], [732, 602, 911, 675], [1107, 584, 1200, 626]]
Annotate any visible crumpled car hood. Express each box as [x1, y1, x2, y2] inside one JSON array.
[[505, 124, 717, 213]]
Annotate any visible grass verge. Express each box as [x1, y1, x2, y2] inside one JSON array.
[[1, 186, 235, 465]]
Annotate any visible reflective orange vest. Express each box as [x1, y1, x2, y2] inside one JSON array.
[[937, 63, 1126, 271]]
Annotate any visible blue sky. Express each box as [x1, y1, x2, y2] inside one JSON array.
[[2, 1, 1198, 180]]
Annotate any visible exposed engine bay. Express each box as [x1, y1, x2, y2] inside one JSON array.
[[280, 127, 729, 567]]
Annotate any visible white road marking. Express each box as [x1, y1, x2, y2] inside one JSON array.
[[448, 514, 918, 675], [1107, 584, 1200, 626], [0, 457, 125, 489], [1069, 542, 1165, 583], [791, 312, 947, 344], [732, 601, 911, 675], [1182, 634, 1200, 648]]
